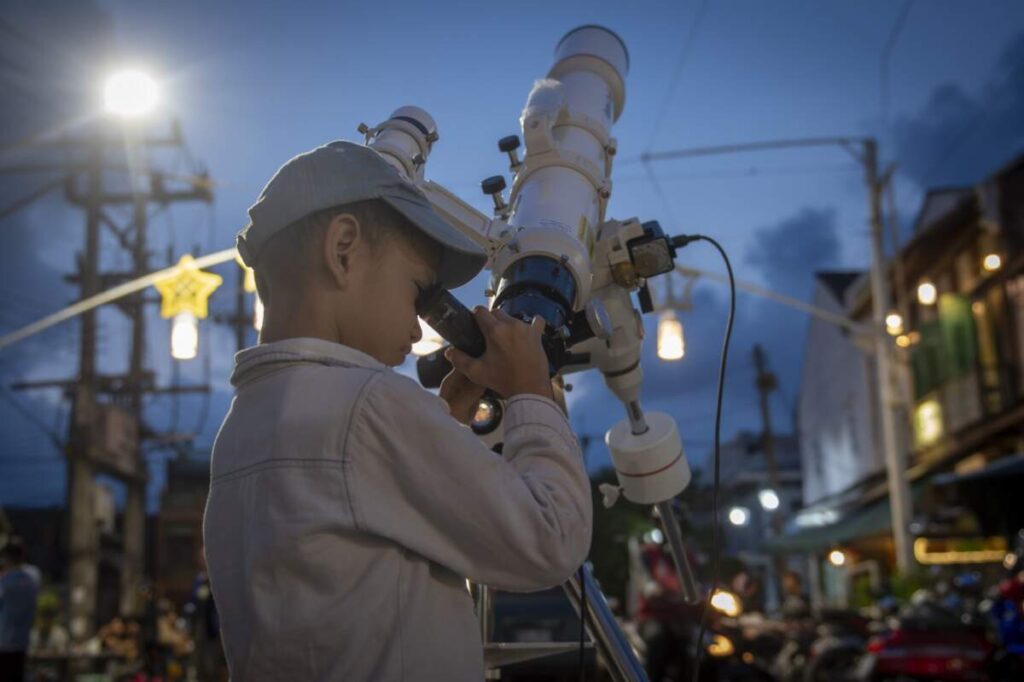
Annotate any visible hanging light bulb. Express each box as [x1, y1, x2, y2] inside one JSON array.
[[253, 295, 265, 331], [657, 310, 685, 361], [982, 253, 1001, 272], [171, 312, 198, 360], [412, 318, 444, 356]]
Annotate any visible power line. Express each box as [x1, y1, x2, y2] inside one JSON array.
[[646, 0, 709, 152], [879, 0, 915, 129]]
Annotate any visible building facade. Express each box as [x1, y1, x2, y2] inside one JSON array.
[[782, 153, 1024, 602]]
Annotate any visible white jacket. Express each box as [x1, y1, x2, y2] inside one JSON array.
[[203, 337, 592, 681]]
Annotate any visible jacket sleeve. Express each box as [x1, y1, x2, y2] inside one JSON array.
[[344, 371, 592, 592]]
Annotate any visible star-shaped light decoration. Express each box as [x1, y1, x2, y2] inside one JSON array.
[[154, 254, 223, 319]]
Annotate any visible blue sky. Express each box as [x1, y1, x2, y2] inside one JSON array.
[[2, 0, 1023, 509]]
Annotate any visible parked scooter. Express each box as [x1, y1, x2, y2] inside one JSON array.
[[853, 591, 1015, 682]]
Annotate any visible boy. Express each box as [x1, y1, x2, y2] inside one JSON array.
[[203, 140, 592, 681]]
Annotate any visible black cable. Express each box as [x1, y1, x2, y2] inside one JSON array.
[[671, 233, 736, 682], [578, 564, 587, 681]]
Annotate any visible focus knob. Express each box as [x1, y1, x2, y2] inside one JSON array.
[[481, 175, 507, 195], [498, 135, 521, 153]]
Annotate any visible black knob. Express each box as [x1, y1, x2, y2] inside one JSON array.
[[481, 175, 507, 195], [498, 135, 521, 153]]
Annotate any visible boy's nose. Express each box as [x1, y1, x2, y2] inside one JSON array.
[[411, 319, 423, 344]]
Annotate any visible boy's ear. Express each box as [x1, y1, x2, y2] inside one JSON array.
[[323, 213, 362, 288]]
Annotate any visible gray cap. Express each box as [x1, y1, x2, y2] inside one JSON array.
[[237, 140, 487, 288]]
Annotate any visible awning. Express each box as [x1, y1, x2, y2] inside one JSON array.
[[932, 454, 1024, 535], [763, 478, 930, 554], [933, 453, 1024, 485], [762, 496, 892, 553]]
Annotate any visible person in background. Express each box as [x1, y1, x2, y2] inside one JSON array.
[[0, 536, 41, 682], [29, 592, 69, 656], [780, 570, 810, 619]]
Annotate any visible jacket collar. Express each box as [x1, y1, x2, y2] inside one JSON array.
[[231, 337, 385, 387]]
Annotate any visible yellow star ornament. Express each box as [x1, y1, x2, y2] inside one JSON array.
[[154, 255, 223, 319]]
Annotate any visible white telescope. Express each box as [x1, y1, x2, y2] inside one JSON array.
[[360, 26, 700, 680]]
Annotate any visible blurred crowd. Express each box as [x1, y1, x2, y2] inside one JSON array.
[[1, 535, 226, 682]]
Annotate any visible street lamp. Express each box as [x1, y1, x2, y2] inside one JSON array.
[[758, 488, 780, 511], [727, 506, 750, 526], [656, 310, 685, 361], [917, 280, 937, 306], [885, 312, 903, 336], [103, 70, 159, 118], [982, 253, 1002, 272]]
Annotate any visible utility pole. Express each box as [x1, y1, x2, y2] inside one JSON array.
[[752, 343, 786, 605], [10, 122, 214, 641], [66, 138, 103, 642], [752, 344, 782, 509], [863, 139, 914, 571], [641, 135, 916, 572], [121, 132, 149, 618]]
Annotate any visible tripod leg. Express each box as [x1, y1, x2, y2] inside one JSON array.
[[563, 563, 649, 682]]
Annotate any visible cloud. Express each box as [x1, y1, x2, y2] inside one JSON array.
[[745, 207, 840, 297], [891, 31, 1024, 188]]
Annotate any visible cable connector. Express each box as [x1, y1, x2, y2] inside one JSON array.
[[670, 234, 700, 249]]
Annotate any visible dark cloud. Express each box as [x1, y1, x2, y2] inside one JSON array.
[[891, 31, 1024, 188], [745, 207, 840, 298]]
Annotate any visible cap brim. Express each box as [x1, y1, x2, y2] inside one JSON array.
[[382, 194, 488, 289]]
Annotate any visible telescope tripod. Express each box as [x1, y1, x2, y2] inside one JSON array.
[[476, 563, 648, 681]]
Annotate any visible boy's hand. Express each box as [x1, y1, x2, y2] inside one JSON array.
[[444, 307, 554, 402], [439, 369, 486, 425]]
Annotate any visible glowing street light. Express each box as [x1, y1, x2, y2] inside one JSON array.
[[758, 488, 780, 511], [170, 312, 198, 360], [104, 70, 159, 117], [656, 310, 685, 361], [828, 549, 847, 567], [710, 590, 741, 617], [885, 312, 903, 336], [727, 506, 750, 526], [917, 280, 937, 306], [982, 253, 1002, 272], [412, 318, 444, 356]]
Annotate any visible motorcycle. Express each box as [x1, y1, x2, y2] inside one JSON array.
[[853, 593, 1015, 682]]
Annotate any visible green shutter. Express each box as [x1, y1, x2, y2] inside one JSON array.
[[938, 294, 977, 379]]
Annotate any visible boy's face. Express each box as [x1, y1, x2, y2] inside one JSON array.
[[344, 231, 437, 367]]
